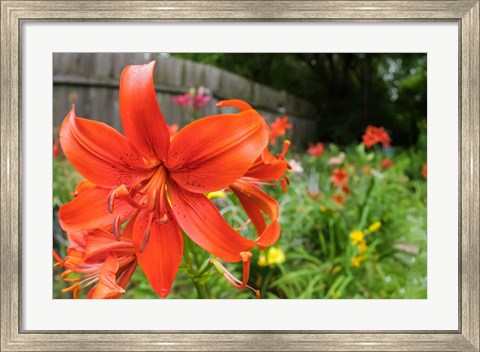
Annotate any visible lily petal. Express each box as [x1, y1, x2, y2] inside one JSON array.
[[60, 107, 152, 188], [117, 259, 137, 291], [132, 210, 183, 298], [59, 186, 136, 232], [87, 253, 124, 299], [74, 180, 96, 196], [216, 99, 253, 112], [84, 229, 135, 263], [66, 231, 87, 253], [230, 179, 281, 248], [167, 180, 255, 262], [119, 61, 170, 161], [245, 148, 288, 180], [167, 111, 269, 193]]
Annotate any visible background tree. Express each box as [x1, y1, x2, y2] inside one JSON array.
[[174, 53, 427, 147]]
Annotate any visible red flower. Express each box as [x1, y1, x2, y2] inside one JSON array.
[[362, 126, 391, 148], [53, 226, 137, 299], [269, 116, 292, 145], [58, 62, 270, 297], [307, 143, 325, 157], [53, 139, 61, 158], [421, 163, 427, 178], [330, 168, 349, 187], [381, 158, 393, 169]]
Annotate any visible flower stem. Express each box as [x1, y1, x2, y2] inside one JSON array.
[[183, 235, 209, 299], [359, 176, 376, 228]]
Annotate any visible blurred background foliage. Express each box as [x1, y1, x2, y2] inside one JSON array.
[[174, 53, 427, 146]]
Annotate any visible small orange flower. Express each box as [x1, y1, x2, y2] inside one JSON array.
[[421, 163, 427, 178], [363, 166, 371, 175], [332, 194, 346, 205], [362, 126, 391, 148], [330, 168, 349, 187], [269, 116, 292, 145], [307, 143, 325, 157]]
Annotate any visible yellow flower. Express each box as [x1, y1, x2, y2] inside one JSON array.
[[257, 253, 268, 267], [320, 206, 327, 213], [350, 230, 364, 245], [351, 256, 362, 268], [207, 190, 227, 199], [357, 240, 368, 253], [367, 221, 381, 233], [266, 246, 286, 266]]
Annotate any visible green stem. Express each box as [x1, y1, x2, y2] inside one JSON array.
[[193, 280, 208, 299], [183, 235, 209, 299], [358, 176, 376, 229], [260, 269, 274, 299]]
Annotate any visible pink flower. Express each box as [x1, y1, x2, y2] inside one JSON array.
[[288, 159, 304, 173], [172, 86, 212, 111], [328, 152, 345, 165]]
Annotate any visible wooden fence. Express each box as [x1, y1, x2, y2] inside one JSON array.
[[53, 53, 318, 147]]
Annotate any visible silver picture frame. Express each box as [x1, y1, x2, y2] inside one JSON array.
[[1, 1, 478, 351]]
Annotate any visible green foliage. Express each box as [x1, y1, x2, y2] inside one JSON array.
[[53, 157, 82, 298], [262, 143, 427, 299]]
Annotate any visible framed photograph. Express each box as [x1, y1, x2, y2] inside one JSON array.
[[1, 1, 478, 351]]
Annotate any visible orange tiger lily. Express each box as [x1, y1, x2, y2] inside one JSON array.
[[54, 227, 137, 299], [58, 61, 270, 297]]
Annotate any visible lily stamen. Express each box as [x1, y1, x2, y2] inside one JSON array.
[[139, 213, 155, 253], [156, 213, 169, 224], [108, 185, 143, 213], [113, 216, 121, 240], [53, 250, 67, 267], [148, 188, 158, 212], [211, 257, 260, 298], [281, 175, 290, 193], [279, 140, 291, 159], [235, 218, 251, 231]]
